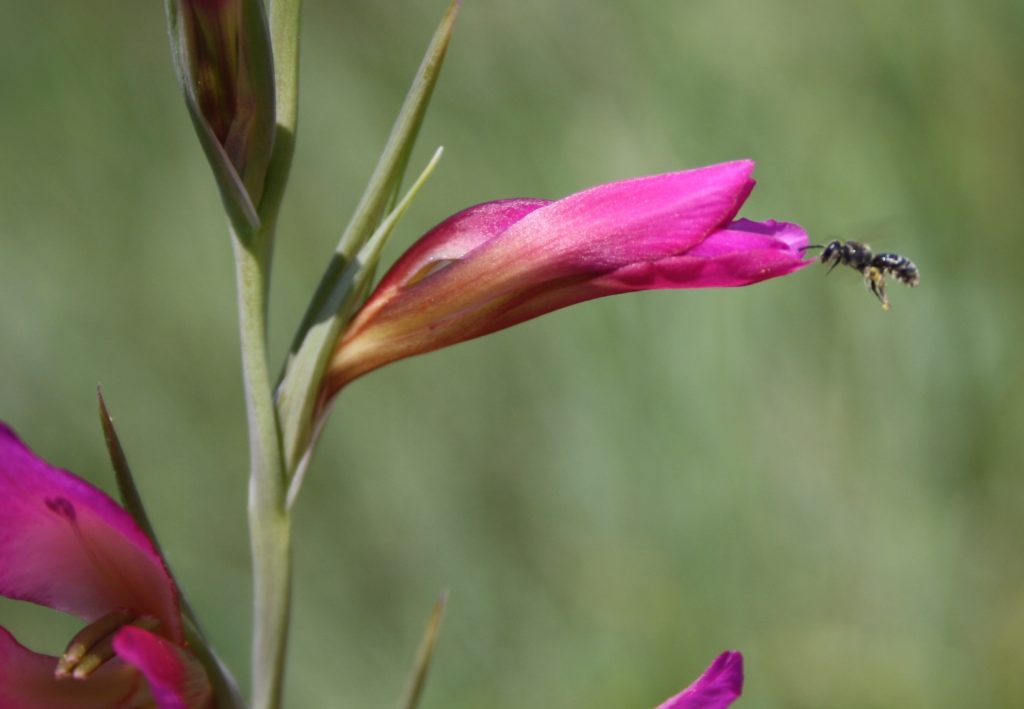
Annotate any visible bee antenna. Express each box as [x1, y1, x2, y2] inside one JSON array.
[[801, 244, 824, 252]]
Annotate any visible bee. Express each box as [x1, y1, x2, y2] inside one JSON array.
[[805, 239, 919, 310]]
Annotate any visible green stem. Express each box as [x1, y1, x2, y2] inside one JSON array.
[[233, 227, 291, 709], [235, 3, 303, 709]]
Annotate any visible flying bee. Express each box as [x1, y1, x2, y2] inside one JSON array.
[[805, 239, 919, 311]]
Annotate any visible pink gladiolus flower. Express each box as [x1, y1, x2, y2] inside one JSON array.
[[326, 160, 810, 397], [657, 651, 744, 709], [0, 423, 213, 709]]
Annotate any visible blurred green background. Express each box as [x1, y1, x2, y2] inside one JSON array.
[[2, 0, 1022, 706]]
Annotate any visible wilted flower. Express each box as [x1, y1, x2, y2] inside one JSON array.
[[325, 160, 809, 397], [657, 651, 744, 708], [0, 423, 212, 709]]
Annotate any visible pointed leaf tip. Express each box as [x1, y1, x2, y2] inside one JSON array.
[[97, 388, 159, 550], [398, 593, 450, 709], [335, 0, 460, 264]]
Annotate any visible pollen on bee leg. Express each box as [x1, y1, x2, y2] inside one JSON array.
[[55, 609, 160, 680], [865, 267, 891, 310]]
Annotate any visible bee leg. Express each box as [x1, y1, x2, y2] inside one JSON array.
[[826, 258, 842, 275], [866, 267, 890, 311]]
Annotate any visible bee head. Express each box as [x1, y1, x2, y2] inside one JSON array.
[[820, 240, 843, 263]]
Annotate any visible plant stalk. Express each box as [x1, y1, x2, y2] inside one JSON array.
[[233, 226, 291, 709], [236, 2, 303, 708]]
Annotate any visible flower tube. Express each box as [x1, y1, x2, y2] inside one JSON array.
[[325, 160, 810, 397]]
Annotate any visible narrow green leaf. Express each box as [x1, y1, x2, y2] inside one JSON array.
[[97, 388, 160, 546], [280, 148, 444, 504], [338, 0, 460, 259], [398, 592, 449, 709], [97, 389, 247, 709], [287, 0, 460, 353]]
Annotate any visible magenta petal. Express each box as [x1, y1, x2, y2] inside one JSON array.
[[594, 219, 812, 291], [383, 161, 759, 317], [487, 160, 756, 274], [378, 198, 550, 292], [113, 626, 212, 709], [716, 218, 809, 251], [0, 424, 182, 643], [656, 651, 744, 709], [484, 219, 811, 331], [0, 627, 146, 709]]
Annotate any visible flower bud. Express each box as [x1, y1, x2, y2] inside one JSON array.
[[167, 0, 276, 229]]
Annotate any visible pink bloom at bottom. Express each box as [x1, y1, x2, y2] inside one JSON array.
[[0, 423, 212, 709], [657, 651, 744, 708], [326, 160, 811, 397]]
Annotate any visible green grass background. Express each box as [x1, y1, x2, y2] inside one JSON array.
[[2, 1, 1022, 706]]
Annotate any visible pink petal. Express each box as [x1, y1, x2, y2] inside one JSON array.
[[384, 162, 754, 303], [594, 219, 812, 291], [656, 651, 744, 709], [375, 198, 550, 293], [113, 626, 213, 709], [464, 219, 809, 334], [400, 161, 757, 313], [0, 424, 182, 643], [0, 627, 148, 709], [484, 160, 756, 277]]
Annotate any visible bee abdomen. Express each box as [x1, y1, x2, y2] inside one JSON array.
[[871, 252, 920, 287]]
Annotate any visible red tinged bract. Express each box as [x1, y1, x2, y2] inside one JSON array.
[[325, 160, 811, 397], [0, 423, 212, 709]]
